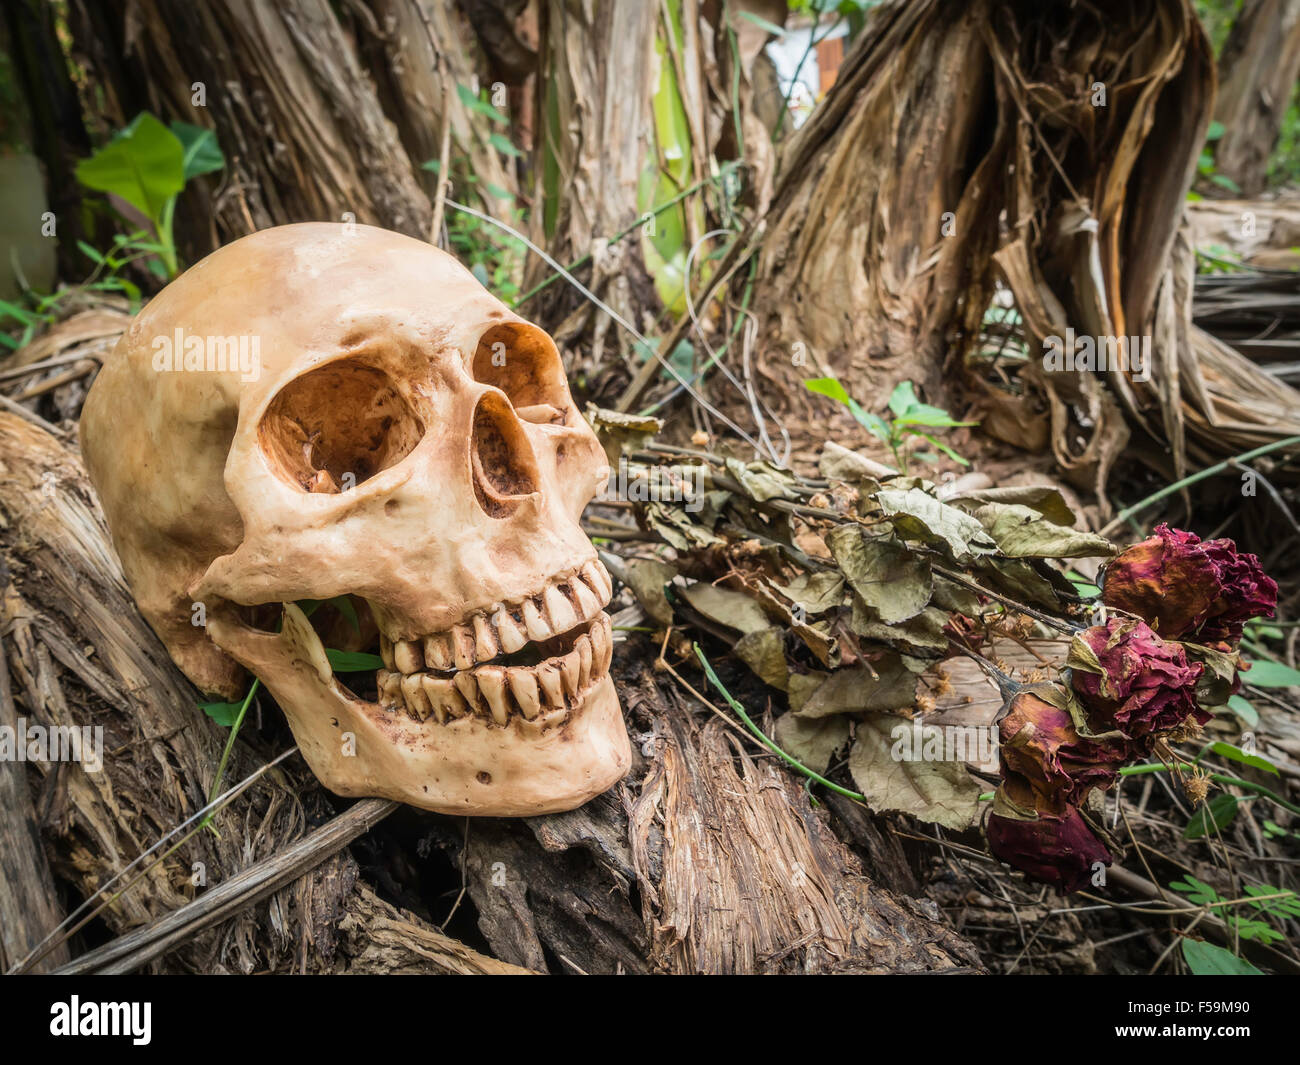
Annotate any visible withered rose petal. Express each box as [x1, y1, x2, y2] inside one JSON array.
[[999, 691, 1128, 813], [1197, 537, 1278, 644], [1072, 619, 1203, 741], [1100, 526, 1218, 638], [986, 808, 1112, 895], [1101, 524, 1278, 645]]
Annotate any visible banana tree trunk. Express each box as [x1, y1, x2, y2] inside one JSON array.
[[1214, 0, 1300, 196], [63, 0, 520, 266], [747, 0, 1299, 505]]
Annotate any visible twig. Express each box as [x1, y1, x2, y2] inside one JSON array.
[[0, 391, 64, 436], [1228, 459, 1300, 539], [445, 198, 766, 453], [429, 81, 454, 246], [53, 798, 397, 975], [931, 563, 1080, 634], [9, 747, 300, 974], [512, 163, 740, 308]]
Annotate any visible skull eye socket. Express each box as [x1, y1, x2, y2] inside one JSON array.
[[259, 360, 424, 493], [472, 322, 571, 425]]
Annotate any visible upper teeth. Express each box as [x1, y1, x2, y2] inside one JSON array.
[[373, 560, 616, 728], [378, 614, 613, 727], [378, 560, 612, 675]]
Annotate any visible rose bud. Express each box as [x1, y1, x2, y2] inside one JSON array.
[[986, 803, 1112, 895], [1069, 618, 1205, 741], [999, 689, 1128, 814]]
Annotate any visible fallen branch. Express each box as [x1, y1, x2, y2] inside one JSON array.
[[54, 799, 398, 975]]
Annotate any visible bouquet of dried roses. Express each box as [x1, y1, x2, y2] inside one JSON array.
[[986, 525, 1278, 893]]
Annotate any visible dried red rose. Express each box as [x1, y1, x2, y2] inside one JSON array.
[[986, 805, 1112, 895], [1195, 536, 1279, 644], [999, 690, 1128, 815], [1101, 524, 1277, 645], [1070, 618, 1205, 740]]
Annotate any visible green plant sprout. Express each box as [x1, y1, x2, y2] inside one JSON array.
[[1169, 875, 1300, 947], [74, 112, 224, 280], [0, 229, 162, 349], [804, 377, 976, 470]]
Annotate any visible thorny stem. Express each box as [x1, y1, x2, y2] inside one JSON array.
[[981, 764, 1300, 817], [1119, 762, 1300, 817], [1100, 435, 1300, 537], [693, 643, 868, 803]]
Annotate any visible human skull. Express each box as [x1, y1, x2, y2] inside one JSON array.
[[81, 222, 630, 815]]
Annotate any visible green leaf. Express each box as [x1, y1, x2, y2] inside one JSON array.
[[0, 299, 38, 325], [887, 380, 918, 418], [1170, 875, 1220, 906], [737, 10, 787, 36], [75, 112, 185, 225], [488, 132, 524, 158], [456, 83, 508, 124], [910, 430, 970, 466], [1205, 120, 1226, 142], [1069, 575, 1102, 597], [336, 596, 361, 634], [1205, 740, 1278, 775], [169, 121, 224, 180], [76, 240, 105, 264], [896, 409, 977, 429], [851, 402, 892, 444], [1185, 794, 1239, 840], [1225, 694, 1259, 728], [1245, 620, 1285, 642], [324, 649, 385, 673], [1180, 938, 1262, 975], [199, 699, 245, 727], [804, 376, 852, 406], [1243, 658, 1300, 688]]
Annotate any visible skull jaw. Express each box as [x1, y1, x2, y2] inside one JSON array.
[[206, 613, 631, 815]]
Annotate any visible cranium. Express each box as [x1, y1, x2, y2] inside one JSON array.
[[80, 222, 630, 815]]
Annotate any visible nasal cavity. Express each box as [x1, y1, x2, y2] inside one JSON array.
[[470, 393, 539, 518]]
